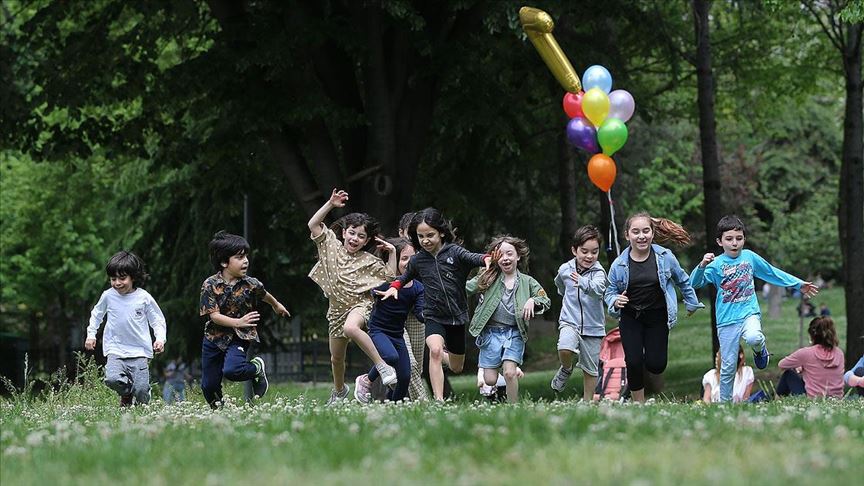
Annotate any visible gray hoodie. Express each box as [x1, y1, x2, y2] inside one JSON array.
[[554, 259, 607, 337]]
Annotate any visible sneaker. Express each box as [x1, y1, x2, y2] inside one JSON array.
[[250, 357, 269, 398], [326, 384, 350, 405], [377, 363, 398, 389], [120, 394, 133, 407], [551, 366, 573, 392], [354, 375, 372, 404], [754, 345, 770, 370]]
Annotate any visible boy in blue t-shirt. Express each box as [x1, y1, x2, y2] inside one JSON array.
[[691, 216, 819, 403]]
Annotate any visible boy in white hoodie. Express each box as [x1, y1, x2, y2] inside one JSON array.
[[85, 251, 167, 406]]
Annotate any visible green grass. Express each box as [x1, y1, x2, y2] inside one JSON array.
[[2, 288, 861, 485]]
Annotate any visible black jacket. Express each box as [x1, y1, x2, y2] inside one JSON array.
[[395, 243, 486, 326]]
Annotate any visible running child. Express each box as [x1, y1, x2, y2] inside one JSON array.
[[308, 189, 399, 404], [604, 213, 704, 402], [467, 235, 550, 403], [85, 251, 166, 407], [550, 225, 608, 401], [355, 238, 425, 402], [199, 231, 289, 408], [690, 215, 819, 403], [397, 211, 430, 400], [378, 207, 491, 401]]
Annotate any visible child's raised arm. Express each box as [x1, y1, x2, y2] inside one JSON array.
[[308, 188, 348, 238]]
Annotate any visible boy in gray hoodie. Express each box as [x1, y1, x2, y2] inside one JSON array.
[[551, 226, 608, 401]]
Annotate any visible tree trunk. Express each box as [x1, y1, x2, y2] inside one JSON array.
[[693, 0, 723, 356], [840, 23, 864, 363], [558, 130, 579, 259]]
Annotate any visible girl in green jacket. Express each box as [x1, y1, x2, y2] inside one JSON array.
[[467, 236, 551, 402]]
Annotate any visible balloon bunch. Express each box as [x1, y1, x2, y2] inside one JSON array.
[[563, 65, 634, 193]]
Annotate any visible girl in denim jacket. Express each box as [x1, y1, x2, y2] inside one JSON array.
[[603, 213, 704, 402]]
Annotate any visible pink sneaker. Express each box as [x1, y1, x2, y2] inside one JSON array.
[[354, 374, 372, 404]]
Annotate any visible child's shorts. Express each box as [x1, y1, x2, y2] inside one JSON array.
[[557, 324, 602, 377], [327, 301, 373, 338], [425, 320, 466, 355], [476, 326, 525, 368]]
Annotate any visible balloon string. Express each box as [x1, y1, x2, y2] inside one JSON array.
[[607, 189, 621, 256]]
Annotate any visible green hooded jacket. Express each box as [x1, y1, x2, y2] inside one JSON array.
[[466, 271, 551, 341]]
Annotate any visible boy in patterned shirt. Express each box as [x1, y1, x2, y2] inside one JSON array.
[[199, 231, 289, 409]]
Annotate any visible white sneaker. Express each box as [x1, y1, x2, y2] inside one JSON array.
[[550, 366, 573, 392], [326, 384, 350, 405], [377, 363, 398, 389], [354, 375, 372, 404]]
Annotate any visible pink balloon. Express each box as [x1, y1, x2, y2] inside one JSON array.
[[608, 90, 635, 123]]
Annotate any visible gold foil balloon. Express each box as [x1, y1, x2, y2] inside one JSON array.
[[519, 7, 582, 93]]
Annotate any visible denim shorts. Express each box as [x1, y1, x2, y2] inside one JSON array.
[[476, 326, 525, 368]]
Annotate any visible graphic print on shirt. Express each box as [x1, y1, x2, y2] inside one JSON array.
[[719, 261, 754, 304]]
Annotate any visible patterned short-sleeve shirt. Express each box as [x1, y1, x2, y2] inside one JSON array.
[[199, 273, 266, 342], [308, 225, 392, 323]]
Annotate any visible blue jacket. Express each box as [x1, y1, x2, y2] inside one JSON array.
[[603, 244, 704, 329]]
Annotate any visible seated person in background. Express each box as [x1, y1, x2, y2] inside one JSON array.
[[777, 317, 845, 398], [702, 345, 754, 403], [845, 354, 864, 397]]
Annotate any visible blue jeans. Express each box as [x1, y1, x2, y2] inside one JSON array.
[[717, 315, 765, 402], [476, 326, 525, 368], [367, 329, 411, 401], [201, 336, 257, 406]]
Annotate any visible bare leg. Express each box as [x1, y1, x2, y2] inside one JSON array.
[[558, 349, 575, 370], [448, 353, 465, 374], [426, 335, 447, 401], [483, 368, 499, 387], [502, 361, 520, 403], [583, 372, 597, 402], [342, 308, 385, 365], [631, 388, 645, 403], [329, 337, 348, 391]]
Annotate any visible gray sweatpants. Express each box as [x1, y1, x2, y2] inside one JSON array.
[[105, 355, 151, 404]]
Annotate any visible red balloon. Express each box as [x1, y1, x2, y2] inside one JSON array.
[[563, 91, 585, 119], [587, 154, 617, 192]]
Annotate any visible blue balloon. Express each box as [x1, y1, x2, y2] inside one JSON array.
[[582, 65, 613, 94]]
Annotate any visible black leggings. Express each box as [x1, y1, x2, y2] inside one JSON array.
[[619, 308, 669, 392]]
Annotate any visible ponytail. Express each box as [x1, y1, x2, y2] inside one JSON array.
[[625, 212, 691, 248]]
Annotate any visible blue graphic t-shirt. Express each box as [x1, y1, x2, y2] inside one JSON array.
[[690, 249, 803, 327]]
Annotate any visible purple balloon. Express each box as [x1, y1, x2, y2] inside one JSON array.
[[566, 117, 599, 154], [608, 90, 635, 123]]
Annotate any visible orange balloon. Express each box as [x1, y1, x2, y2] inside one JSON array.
[[587, 154, 617, 192]]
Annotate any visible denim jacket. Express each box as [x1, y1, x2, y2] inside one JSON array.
[[603, 244, 704, 329]]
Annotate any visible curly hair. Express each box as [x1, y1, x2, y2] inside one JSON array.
[[625, 212, 691, 247], [476, 235, 529, 292], [329, 212, 381, 254]]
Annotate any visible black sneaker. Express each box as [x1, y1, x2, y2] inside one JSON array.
[[120, 394, 133, 408], [250, 357, 269, 398]]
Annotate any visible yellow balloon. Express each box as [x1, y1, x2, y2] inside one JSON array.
[[582, 88, 610, 127], [519, 7, 582, 94]]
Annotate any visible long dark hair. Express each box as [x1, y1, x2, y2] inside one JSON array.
[[407, 208, 457, 252], [809, 317, 839, 349]]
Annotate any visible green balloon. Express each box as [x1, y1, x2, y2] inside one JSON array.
[[598, 118, 628, 156]]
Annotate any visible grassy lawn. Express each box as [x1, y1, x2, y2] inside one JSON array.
[[2, 288, 861, 485]]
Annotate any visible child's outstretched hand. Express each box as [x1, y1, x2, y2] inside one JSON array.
[[153, 340, 165, 354], [237, 311, 260, 327], [376, 287, 399, 300], [272, 302, 291, 317], [329, 189, 349, 208], [800, 282, 820, 298], [485, 247, 502, 271], [522, 298, 536, 320], [375, 237, 395, 254], [699, 253, 715, 268], [84, 338, 97, 351]]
